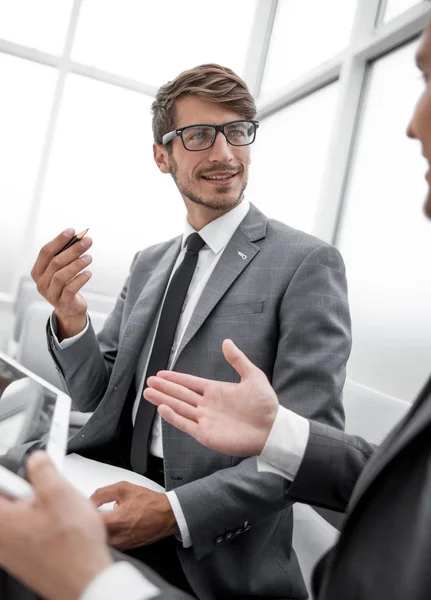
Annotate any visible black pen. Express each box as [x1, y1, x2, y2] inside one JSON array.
[[54, 228, 89, 256]]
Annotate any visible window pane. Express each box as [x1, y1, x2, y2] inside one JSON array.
[[0, 54, 57, 294], [336, 40, 431, 401], [260, 0, 357, 99], [0, 0, 74, 55], [72, 0, 257, 87], [33, 74, 185, 297], [247, 83, 339, 234], [384, 0, 422, 22]]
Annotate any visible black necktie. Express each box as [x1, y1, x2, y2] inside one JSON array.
[[130, 232, 205, 473]]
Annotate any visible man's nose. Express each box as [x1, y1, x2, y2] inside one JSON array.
[[207, 131, 234, 162]]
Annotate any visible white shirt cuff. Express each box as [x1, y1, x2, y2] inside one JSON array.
[[50, 314, 89, 349], [166, 490, 192, 548], [80, 562, 160, 600], [257, 405, 310, 481]]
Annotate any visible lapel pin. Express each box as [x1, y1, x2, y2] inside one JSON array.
[[237, 251, 247, 260]]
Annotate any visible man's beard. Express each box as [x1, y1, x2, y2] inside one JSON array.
[[169, 156, 248, 210]]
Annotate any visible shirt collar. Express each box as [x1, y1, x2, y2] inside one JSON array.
[[182, 199, 250, 255]]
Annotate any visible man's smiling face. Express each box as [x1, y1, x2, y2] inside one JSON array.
[[165, 95, 251, 213]]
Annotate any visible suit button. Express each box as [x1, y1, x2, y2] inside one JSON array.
[[215, 536, 224, 546], [225, 532, 233, 541]]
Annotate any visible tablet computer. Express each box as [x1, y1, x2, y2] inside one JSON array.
[[0, 350, 71, 499]]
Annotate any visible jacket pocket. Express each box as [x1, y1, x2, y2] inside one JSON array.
[[212, 301, 265, 318]]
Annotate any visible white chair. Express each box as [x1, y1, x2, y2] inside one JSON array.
[[16, 301, 108, 390], [343, 379, 410, 443], [9, 276, 116, 357], [15, 301, 109, 430], [292, 378, 411, 598]]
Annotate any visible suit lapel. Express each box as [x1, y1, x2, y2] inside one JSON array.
[[175, 206, 267, 359], [347, 374, 431, 512]]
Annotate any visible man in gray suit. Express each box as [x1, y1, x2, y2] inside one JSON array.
[[30, 64, 351, 598], [143, 22, 431, 600]]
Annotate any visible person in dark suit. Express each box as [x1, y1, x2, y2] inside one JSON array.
[[29, 64, 351, 599]]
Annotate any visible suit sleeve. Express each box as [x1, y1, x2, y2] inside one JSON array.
[[174, 244, 353, 559], [46, 262, 136, 413], [288, 420, 375, 512]]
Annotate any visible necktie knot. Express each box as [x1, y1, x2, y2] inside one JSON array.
[[186, 232, 205, 254]]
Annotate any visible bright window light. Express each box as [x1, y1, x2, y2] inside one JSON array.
[[34, 74, 185, 297], [0, 0, 74, 55], [260, 0, 357, 100], [72, 0, 257, 87], [0, 54, 57, 295]]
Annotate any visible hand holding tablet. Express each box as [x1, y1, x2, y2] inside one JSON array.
[[0, 351, 71, 500]]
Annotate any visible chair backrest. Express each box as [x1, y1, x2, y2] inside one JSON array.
[[11, 276, 116, 345], [15, 301, 108, 390], [343, 378, 410, 444]]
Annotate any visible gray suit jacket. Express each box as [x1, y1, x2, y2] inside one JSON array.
[[48, 203, 351, 599], [289, 376, 431, 600]]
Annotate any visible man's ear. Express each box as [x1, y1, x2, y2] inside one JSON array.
[[153, 143, 170, 174]]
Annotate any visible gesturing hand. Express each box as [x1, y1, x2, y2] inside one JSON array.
[[144, 339, 279, 457]]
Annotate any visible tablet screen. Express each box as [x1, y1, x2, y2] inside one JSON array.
[[0, 355, 70, 477]]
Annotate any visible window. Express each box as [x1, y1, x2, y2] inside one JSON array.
[[0, 54, 57, 294], [33, 74, 184, 297], [247, 83, 340, 233], [383, 0, 422, 22], [0, 0, 74, 55], [72, 0, 257, 87], [260, 0, 357, 99], [336, 40, 431, 400]]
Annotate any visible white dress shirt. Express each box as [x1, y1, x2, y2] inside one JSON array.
[[79, 405, 310, 600], [51, 199, 250, 549]]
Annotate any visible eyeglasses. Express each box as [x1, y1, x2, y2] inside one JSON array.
[[162, 120, 259, 151]]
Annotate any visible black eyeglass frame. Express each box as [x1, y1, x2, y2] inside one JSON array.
[[162, 120, 259, 151]]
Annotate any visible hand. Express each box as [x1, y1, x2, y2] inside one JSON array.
[[144, 339, 279, 456], [31, 228, 93, 340], [91, 482, 179, 550], [0, 451, 112, 600]]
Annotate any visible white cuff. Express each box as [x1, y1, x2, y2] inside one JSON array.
[[80, 562, 160, 600], [50, 314, 89, 349], [257, 405, 310, 481], [166, 490, 192, 548]]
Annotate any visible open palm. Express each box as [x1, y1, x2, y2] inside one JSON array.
[[144, 339, 279, 456]]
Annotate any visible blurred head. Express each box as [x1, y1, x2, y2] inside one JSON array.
[[152, 64, 257, 221], [407, 12, 431, 217]]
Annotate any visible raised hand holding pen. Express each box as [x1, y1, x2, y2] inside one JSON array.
[[31, 228, 93, 341]]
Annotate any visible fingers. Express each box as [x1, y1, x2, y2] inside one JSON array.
[[222, 339, 255, 379], [157, 405, 199, 438], [150, 370, 208, 395], [56, 270, 93, 304], [145, 376, 200, 407], [31, 228, 75, 280], [90, 483, 125, 508], [144, 388, 199, 423], [41, 239, 93, 298], [25, 451, 69, 503], [33, 231, 93, 304]]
